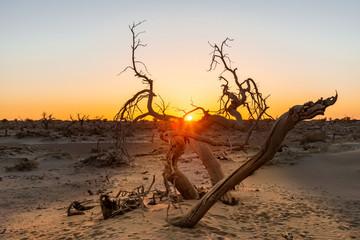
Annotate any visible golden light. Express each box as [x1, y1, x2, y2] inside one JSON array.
[[185, 115, 193, 121]]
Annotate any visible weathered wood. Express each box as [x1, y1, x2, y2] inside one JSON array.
[[191, 140, 236, 205], [200, 114, 246, 131], [164, 169, 199, 200], [169, 93, 337, 227], [162, 135, 199, 200]]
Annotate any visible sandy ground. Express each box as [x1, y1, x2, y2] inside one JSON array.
[[0, 120, 359, 239]]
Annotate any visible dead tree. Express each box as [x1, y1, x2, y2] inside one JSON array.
[[114, 21, 200, 200], [77, 114, 89, 130], [177, 39, 273, 203], [169, 93, 337, 227], [177, 40, 273, 205], [115, 22, 233, 203], [115, 21, 275, 205], [41, 112, 54, 130], [65, 115, 78, 135], [117, 21, 332, 211]]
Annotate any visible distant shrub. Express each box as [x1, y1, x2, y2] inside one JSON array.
[[300, 131, 327, 145], [5, 158, 39, 171], [82, 147, 132, 168], [47, 152, 72, 159]]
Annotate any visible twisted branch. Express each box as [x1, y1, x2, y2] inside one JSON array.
[[114, 21, 178, 122], [209, 38, 273, 123]]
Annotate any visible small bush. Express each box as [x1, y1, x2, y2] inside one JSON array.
[[50, 152, 72, 159], [82, 147, 132, 168], [300, 131, 327, 145], [5, 158, 39, 171]]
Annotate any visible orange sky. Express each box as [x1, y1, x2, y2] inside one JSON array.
[[1, 1, 359, 120]]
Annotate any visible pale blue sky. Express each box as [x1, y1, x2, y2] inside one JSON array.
[[1, 0, 359, 119]]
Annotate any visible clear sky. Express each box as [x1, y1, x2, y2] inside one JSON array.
[[1, 0, 359, 120]]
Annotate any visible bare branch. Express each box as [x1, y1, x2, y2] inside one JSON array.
[[209, 40, 273, 124], [154, 94, 170, 115], [183, 107, 208, 119], [115, 21, 179, 123]]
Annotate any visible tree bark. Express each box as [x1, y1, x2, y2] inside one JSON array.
[[190, 140, 237, 205], [164, 169, 199, 200], [162, 135, 199, 200], [169, 94, 337, 227], [200, 114, 246, 131]]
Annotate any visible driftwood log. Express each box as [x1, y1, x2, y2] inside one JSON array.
[[169, 93, 337, 227]]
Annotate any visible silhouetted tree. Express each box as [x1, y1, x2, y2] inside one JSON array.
[[77, 114, 89, 130], [115, 21, 337, 226], [41, 112, 54, 130]]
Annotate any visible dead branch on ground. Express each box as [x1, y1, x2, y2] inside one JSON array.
[[67, 201, 95, 216], [100, 175, 155, 219]]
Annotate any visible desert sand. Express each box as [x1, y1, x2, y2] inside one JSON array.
[[0, 119, 359, 239]]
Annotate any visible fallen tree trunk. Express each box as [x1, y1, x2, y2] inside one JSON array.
[[169, 93, 337, 227]]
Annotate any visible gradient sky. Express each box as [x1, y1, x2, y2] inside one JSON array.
[[1, 0, 359, 120]]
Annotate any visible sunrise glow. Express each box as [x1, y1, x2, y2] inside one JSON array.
[[0, 1, 359, 120], [185, 115, 193, 121]]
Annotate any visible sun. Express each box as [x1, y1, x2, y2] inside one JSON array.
[[185, 115, 193, 121]]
